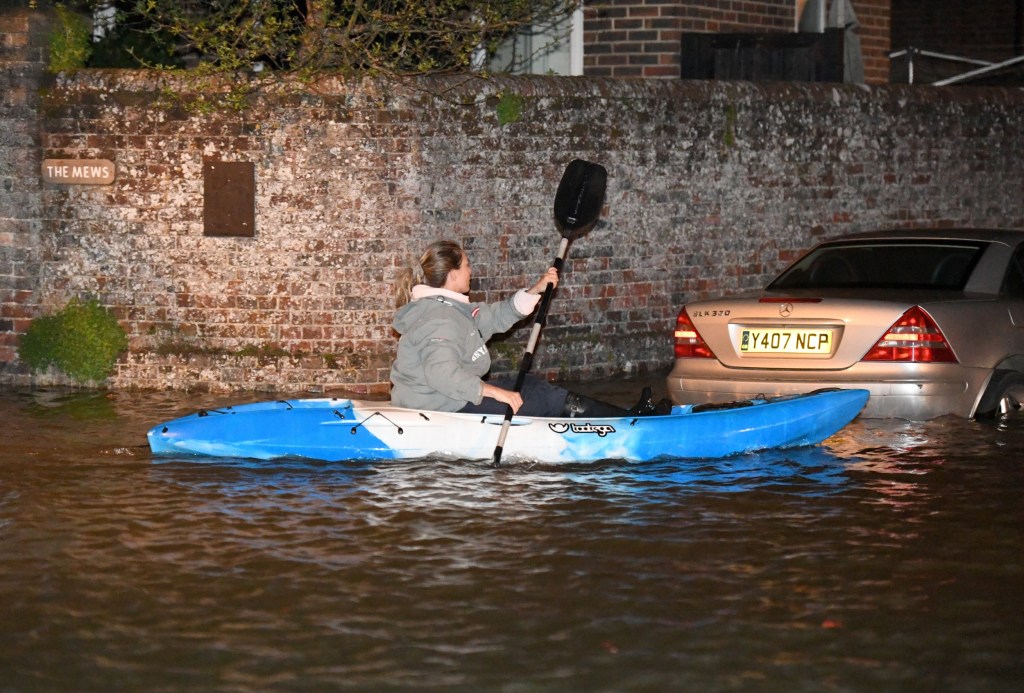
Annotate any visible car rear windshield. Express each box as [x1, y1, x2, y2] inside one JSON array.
[[768, 240, 987, 290]]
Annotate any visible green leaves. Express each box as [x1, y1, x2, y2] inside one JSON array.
[[18, 298, 129, 383], [48, 4, 92, 72], [112, 0, 579, 77]]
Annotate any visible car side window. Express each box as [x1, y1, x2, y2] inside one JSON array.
[[1001, 247, 1024, 297]]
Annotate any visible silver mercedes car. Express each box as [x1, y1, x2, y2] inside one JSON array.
[[667, 228, 1024, 420]]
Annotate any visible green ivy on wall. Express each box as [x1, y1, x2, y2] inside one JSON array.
[[722, 103, 738, 149], [18, 298, 128, 383], [496, 91, 524, 125]]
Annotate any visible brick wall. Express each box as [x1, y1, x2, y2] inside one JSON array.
[[0, 8, 47, 367], [2, 9, 1024, 395], [855, 0, 892, 83], [584, 0, 891, 84]]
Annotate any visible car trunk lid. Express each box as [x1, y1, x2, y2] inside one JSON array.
[[687, 295, 923, 370]]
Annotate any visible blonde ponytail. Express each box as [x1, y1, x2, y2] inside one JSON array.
[[395, 240, 464, 309], [394, 263, 418, 309]]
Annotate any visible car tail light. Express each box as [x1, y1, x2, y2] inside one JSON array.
[[862, 306, 958, 363], [674, 308, 716, 359]]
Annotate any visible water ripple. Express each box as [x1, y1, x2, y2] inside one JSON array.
[[1, 390, 1023, 691]]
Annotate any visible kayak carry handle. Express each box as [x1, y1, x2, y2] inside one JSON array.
[[345, 410, 404, 435]]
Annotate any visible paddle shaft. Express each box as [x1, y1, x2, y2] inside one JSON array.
[[492, 237, 570, 467]]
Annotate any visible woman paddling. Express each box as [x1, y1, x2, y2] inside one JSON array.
[[390, 240, 665, 418]]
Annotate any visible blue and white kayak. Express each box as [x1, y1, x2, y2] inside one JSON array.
[[147, 388, 869, 463]]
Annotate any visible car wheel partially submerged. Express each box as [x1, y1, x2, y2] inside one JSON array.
[[976, 370, 1024, 419], [668, 228, 1024, 420]]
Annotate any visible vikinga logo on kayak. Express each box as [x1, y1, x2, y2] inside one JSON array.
[[548, 422, 616, 437]]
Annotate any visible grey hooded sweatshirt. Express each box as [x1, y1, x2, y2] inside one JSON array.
[[390, 286, 538, 411]]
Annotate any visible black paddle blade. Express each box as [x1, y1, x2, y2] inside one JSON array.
[[553, 159, 607, 237]]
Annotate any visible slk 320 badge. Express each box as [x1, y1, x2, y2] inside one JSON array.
[[548, 422, 616, 437]]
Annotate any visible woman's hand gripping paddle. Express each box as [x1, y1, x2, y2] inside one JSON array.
[[492, 159, 608, 467]]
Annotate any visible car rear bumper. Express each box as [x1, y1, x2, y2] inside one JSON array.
[[666, 362, 991, 420]]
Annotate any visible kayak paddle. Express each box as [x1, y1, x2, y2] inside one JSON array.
[[492, 159, 608, 467]]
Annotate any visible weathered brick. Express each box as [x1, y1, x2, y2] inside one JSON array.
[[2, 9, 1024, 393]]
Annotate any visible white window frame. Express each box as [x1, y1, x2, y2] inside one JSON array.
[[487, 5, 584, 76]]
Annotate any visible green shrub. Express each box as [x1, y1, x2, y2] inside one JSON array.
[[48, 4, 92, 73], [19, 298, 128, 383]]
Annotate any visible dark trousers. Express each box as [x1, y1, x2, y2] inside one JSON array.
[[457, 374, 568, 417]]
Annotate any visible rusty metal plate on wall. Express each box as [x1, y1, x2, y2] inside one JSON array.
[[204, 161, 255, 237]]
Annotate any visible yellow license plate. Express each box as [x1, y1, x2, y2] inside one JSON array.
[[739, 328, 833, 354]]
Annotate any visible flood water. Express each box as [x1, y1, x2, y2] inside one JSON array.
[[1, 384, 1022, 692]]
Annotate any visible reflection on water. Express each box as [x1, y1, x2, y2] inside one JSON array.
[[1, 388, 1022, 692]]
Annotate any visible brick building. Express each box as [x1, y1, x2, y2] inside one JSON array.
[[892, 0, 1023, 61], [890, 0, 1024, 85], [550, 0, 1021, 87], [580, 0, 891, 84], [3, 3, 1024, 394]]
